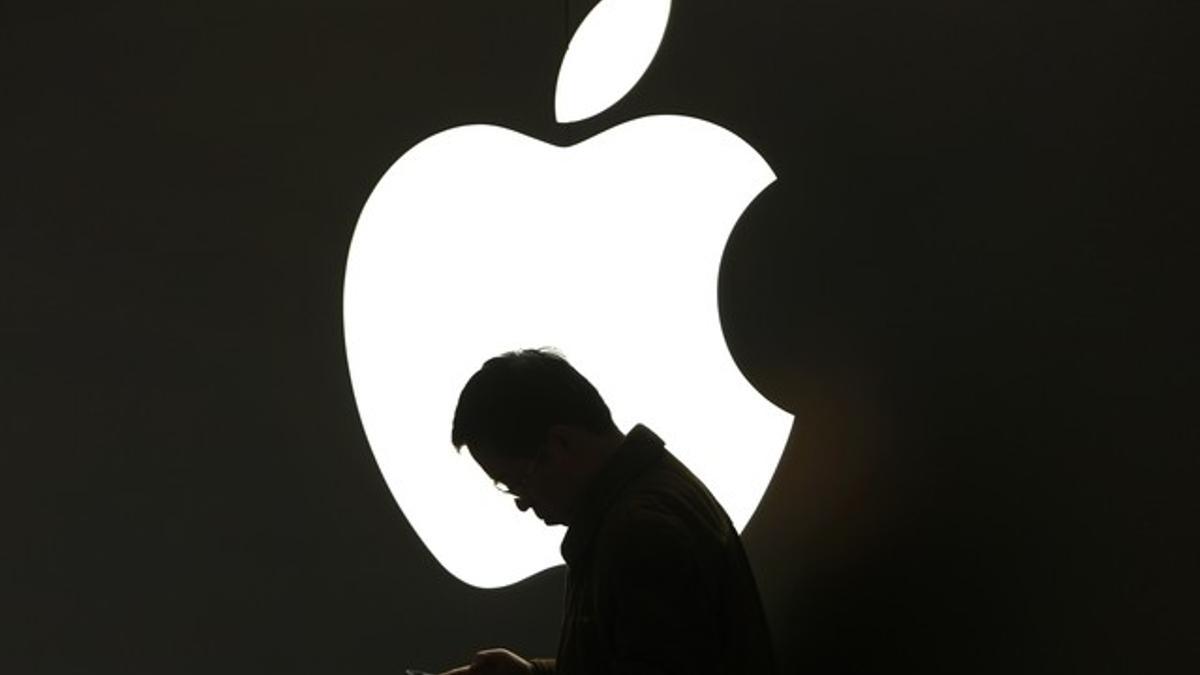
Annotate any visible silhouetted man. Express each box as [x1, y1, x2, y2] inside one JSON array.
[[439, 349, 775, 675]]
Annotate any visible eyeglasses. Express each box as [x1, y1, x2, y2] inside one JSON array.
[[493, 458, 539, 497]]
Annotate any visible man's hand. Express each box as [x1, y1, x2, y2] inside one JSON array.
[[438, 648, 534, 675]]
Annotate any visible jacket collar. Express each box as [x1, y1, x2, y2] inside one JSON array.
[[560, 424, 665, 567]]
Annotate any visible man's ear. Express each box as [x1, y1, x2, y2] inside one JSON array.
[[547, 420, 583, 461], [544, 424, 574, 460]]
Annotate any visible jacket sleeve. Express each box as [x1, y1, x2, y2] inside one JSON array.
[[598, 506, 726, 675], [529, 657, 557, 675]]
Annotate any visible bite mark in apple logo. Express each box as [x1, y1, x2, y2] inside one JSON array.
[[343, 0, 792, 589]]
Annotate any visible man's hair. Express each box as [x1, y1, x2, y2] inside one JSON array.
[[451, 348, 618, 458]]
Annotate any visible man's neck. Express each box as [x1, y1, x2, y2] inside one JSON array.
[[562, 428, 628, 525]]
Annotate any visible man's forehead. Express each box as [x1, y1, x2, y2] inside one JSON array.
[[466, 443, 518, 475]]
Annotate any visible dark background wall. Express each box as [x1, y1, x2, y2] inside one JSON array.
[[2, 1, 1193, 673]]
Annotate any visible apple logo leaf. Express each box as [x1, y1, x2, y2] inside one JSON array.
[[555, 0, 672, 124]]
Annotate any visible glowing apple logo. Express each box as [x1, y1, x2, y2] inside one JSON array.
[[343, 0, 791, 588]]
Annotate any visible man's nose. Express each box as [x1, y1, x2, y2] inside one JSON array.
[[514, 496, 531, 512]]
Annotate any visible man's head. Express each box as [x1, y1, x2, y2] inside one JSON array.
[[452, 348, 623, 525]]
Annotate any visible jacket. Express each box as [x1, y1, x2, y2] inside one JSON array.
[[532, 424, 776, 675]]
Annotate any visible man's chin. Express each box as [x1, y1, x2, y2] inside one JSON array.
[[534, 511, 562, 526]]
